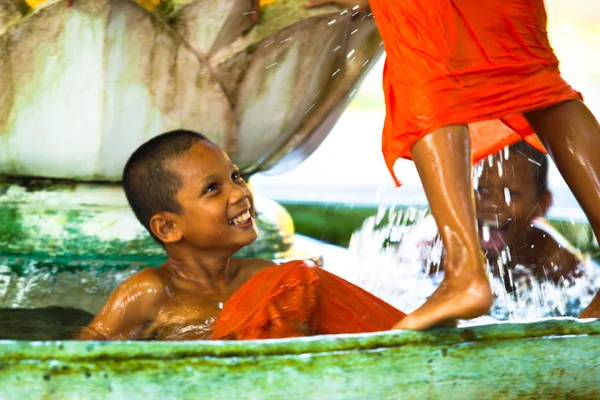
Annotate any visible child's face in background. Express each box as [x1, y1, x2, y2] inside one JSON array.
[[475, 152, 549, 257]]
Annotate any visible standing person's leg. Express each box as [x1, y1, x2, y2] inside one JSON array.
[[524, 100, 600, 239], [393, 125, 493, 330], [524, 99, 600, 318]]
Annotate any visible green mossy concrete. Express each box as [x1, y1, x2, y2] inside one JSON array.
[[0, 179, 293, 260], [0, 319, 599, 399]]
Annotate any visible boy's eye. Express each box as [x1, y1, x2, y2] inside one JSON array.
[[232, 171, 242, 181], [205, 183, 218, 193]]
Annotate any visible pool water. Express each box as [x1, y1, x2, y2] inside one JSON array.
[[0, 307, 92, 341], [348, 206, 600, 321], [1, 209, 598, 340], [0, 256, 141, 340]]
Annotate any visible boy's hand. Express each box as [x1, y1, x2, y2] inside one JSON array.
[[304, 0, 370, 12]]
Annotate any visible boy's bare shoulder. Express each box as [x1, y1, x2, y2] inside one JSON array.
[[233, 258, 277, 278], [115, 266, 169, 299], [75, 266, 169, 340]]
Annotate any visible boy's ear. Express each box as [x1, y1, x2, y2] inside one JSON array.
[[149, 212, 183, 244], [538, 190, 553, 216]]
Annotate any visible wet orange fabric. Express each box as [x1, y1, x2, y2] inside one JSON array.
[[212, 261, 405, 340], [368, 0, 582, 185]]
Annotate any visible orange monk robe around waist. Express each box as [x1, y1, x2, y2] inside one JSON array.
[[212, 261, 405, 340], [368, 0, 582, 185]]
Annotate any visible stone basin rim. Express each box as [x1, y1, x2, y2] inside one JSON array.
[[1, 318, 598, 361]]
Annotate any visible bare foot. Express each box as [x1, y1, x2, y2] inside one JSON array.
[[580, 290, 600, 319], [392, 265, 493, 331]]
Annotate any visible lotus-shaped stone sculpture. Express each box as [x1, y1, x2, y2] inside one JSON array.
[[0, 0, 382, 180]]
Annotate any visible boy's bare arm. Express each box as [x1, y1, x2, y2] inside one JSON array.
[[74, 270, 164, 340]]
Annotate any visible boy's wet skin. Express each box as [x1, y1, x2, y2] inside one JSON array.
[[476, 144, 581, 285], [77, 130, 409, 340], [76, 138, 275, 340]]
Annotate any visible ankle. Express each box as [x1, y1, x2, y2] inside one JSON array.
[[440, 228, 481, 261]]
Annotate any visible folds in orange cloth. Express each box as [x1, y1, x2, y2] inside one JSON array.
[[368, 0, 582, 186], [212, 261, 405, 340]]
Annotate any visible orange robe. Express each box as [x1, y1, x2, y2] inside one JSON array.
[[369, 0, 582, 185], [212, 261, 405, 340]]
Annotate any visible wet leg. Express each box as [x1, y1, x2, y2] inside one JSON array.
[[524, 99, 600, 318], [393, 125, 493, 330]]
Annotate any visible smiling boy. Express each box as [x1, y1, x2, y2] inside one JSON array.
[[76, 130, 405, 340]]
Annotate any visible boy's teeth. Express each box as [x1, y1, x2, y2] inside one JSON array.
[[232, 211, 251, 225]]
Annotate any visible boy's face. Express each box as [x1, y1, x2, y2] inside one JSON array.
[[475, 153, 549, 257], [167, 141, 258, 250]]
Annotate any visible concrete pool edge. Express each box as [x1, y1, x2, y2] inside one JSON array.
[[1, 318, 600, 399], [1, 318, 599, 360]]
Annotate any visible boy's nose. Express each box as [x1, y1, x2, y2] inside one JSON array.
[[230, 183, 251, 204]]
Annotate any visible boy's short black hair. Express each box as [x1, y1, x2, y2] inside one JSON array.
[[510, 141, 549, 195], [123, 130, 209, 242]]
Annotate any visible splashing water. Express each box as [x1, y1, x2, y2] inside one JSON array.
[[504, 187, 512, 206], [349, 206, 599, 321], [0, 259, 142, 314]]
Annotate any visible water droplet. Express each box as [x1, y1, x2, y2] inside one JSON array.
[[504, 187, 511, 206], [482, 224, 490, 242]]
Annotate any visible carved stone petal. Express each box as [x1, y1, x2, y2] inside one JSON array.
[[0, 0, 235, 180], [170, 0, 257, 58], [208, 4, 382, 173], [229, 16, 348, 168], [0, 0, 26, 33]]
